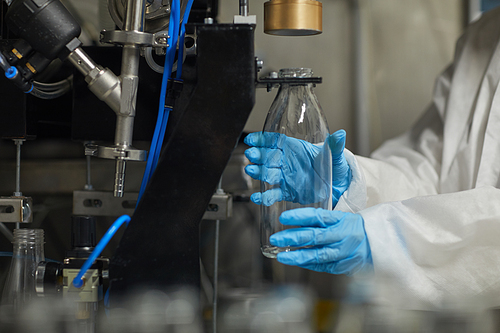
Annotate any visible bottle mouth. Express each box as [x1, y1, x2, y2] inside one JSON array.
[[279, 68, 313, 78], [13, 229, 44, 244]]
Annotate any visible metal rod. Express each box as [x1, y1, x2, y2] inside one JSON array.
[[123, 0, 145, 32], [67, 47, 97, 76], [14, 140, 22, 196], [212, 178, 223, 333], [114, 98, 136, 146], [14, 140, 23, 229], [85, 154, 94, 191], [86, 156, 92, 186], [239, 0, 249, 16], [0, 222, 14, 242], [212, 219, 220, 333], [112, 0, 145, 197]]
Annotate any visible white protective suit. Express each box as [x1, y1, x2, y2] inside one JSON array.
[[335, 7, 500, 310]]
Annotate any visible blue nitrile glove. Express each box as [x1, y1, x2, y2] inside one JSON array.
[[270, 208, 372, 275], [244, 130, 351, 206]]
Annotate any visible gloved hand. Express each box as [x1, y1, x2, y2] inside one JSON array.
[[270, 208, 372, 275], [244, 130, 351, 206]]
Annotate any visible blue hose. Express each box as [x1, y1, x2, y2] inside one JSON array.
[[137, 0, 194, 204], [150, 0, 181, 172], [72, 215, 131, 288], [137, 0, 181, 204]]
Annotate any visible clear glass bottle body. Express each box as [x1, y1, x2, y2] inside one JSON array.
[[2, 229, 45, 311], [260, 68, 331, 258]]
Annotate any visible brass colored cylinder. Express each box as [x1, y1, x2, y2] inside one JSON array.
[[264, 0, 322, 36]]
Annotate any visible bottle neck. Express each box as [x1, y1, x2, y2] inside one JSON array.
[[279, 68, 313, 78], [12, 229, 45, 260]]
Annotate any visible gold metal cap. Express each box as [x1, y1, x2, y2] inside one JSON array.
[[264, 0, 322, 36]]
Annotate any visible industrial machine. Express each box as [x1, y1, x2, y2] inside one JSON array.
[[0, 0, 323, 331]]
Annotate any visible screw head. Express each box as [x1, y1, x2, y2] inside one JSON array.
[[256, 58, 264, 71]]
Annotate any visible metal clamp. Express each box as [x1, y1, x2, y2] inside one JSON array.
[[85, 145, 147, 162], [203, 193, 233, 221], [100, 30, 156, 46], [0, 196, 32, 223]]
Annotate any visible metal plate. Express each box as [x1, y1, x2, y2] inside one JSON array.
[[0, 196, 32, 223], [73, 190, 137, 216], [203, 193, 233, 221]]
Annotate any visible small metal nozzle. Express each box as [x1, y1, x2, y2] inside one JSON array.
[[113, 159, 127, 197]]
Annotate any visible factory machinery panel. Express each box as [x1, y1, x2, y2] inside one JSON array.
[[0, 0, 325, 331]]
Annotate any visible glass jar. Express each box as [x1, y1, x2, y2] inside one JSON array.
[[260, 68, 331, 258], [2, 229, 45, 311]]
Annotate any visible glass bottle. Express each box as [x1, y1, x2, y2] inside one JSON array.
[[260, 68, 331, 258], [2, 229, 45, 311]]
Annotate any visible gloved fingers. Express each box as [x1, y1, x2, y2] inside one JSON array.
[[270, 227, 349, 248], [298, 253, 366, 275], [276, 245, 342, 266], [250, 189, 285, 206], [244, 132, 283, 148], [244, 165, 283, 184], [245, 147, 284, 167], [278, 208, 346, 227], [250, 192, 262, 205], [327, 130, 351, 185], [261, 167, 282, 185], [260, 188, 284, 206], [326, 130, 346, 156], [244, 164, 261, 180]]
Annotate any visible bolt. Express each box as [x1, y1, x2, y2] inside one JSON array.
[[22, 201, 31, 222], [256, 58, 264, 71], [204, 17, 214, 24], [156, 36, 168, 44]]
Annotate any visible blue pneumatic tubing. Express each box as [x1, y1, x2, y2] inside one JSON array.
[[72, 215, 131, 288], [137, 0, 195, 204], [152, 0, 196, 169], [137, 0, 181, 204], [150, 0, 181, 172]]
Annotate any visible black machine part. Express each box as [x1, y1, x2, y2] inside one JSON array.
[[35, 261, 64, 295], [1, 0, 81, 91], [109, 23, 256, 296], [67, 215, 97, 258], [4, 0, 81, 61]]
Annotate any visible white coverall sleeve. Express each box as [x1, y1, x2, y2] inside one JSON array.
[[334, 34, 500, 309], [359, 187, 500, 310], [336, 60, 452, 213]]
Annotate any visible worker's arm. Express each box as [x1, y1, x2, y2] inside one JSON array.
[[336, 62, 453, 211], [359, 186, 500, 309]]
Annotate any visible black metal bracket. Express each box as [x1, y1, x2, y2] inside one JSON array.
[[109, 23, 256, 296], [256, 75, 322, 92]]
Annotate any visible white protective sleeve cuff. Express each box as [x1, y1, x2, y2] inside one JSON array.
[[334, 149, 367, 213], [358, 186, 500, 311]]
